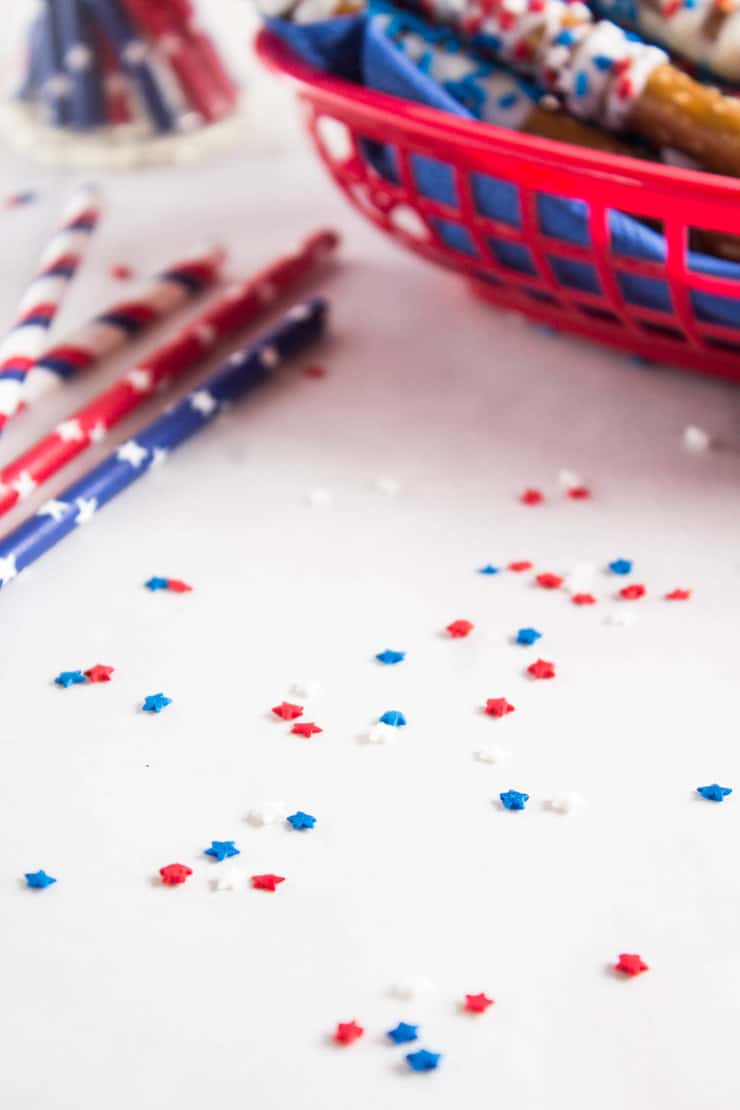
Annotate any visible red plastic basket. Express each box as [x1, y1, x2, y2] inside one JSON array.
[[256, 27, 740, 381]]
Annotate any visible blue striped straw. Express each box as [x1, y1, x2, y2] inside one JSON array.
[[88, 0, 175, 132], [38, 0, 71, 127], [0, 298, 328, 590], [55, 0, 105, 129]]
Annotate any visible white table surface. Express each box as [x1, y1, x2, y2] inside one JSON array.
[[1, 17, 740, 1110]]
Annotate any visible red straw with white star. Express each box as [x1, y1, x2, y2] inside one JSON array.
[[0, 183, 102, 430], [0, 228, 338, 517]]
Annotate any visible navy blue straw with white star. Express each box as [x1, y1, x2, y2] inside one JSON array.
[[0, 297, 327, 590]]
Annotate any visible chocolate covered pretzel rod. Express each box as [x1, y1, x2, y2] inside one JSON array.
[[406, 0, 740, 176], [372, 5, 641, 152], [592, 0, 740, 83]]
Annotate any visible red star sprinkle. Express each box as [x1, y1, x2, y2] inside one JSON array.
[[528, 658, 556, 680], [291, 721, 323, 738], [520, 488, 544, 506], [272, 701, 304, 721], [567, 486, 591, 500], [619, 584, 646, 600], [159, 863, 192, 886], [536, 572, 563, 589], [665, 588, 691, 601], [508, 560, 533, 572], [485, 697, 515, 718], [251, 873, 285, 892], [304, 364, 327, 378], [110, 263, 133, 280], [464, 993, 495, 1013], [83, 663, 114, 683], [334, 1020, 364, 1045], [447, 619, 474, 638], [615, 953, 649, 976], [167, 579, 193, 593], [572, 593, 596, 605]]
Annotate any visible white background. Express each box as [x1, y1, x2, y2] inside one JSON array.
[[1, 4, 740, 1109]]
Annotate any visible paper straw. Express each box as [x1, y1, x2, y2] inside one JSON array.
[[91, 0, 175, 132], [0, 183, 102, 430], [22, 242, 225, 409], [38, 1, 70, 127], [55, 0, 105, 129], [0, 229, 337, 518], [120, 0, 236, 123], [0, 298, 328, 590]]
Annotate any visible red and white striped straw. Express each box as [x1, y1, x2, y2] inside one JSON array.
[[0, 228, 338, 518], [22, 243, 225, 412], [0, 183, 102, 431]]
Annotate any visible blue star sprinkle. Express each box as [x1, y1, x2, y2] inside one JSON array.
[[387, 1022, 419, 1045], [204, 840, 240, 861], [54, 670, 85, 688], [406, 1049, 441, 1072], [25, 870, 56, 889], [145, 576, 169, 591], [609, 558, 633, 575], [376, 649, 406, 665], [696, 784, 732, 802], [500, 789, 529, 811], [379, 710, 407, 727], [142, 692, 172, 714], [516, 627, 542, 646], [287, 811, 316, 830], [478, 564, 500, 575]]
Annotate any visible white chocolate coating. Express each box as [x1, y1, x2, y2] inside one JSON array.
[[418, 0, 667, 130], [595, 0, 740, 83]]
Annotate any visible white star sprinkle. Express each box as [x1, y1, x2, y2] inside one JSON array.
[[89, 422, 107, 444], [604, 609, 638, 628], [474, 746, 511, 766], [246, 801, 288, 827], [74, 497, 97, 525], [190, 390, 217, 416], [291, 679, 322, 699], [56, 419, 84, 442], [37, 499, 69, 522], [390, 977, 437, 1001], [0, 554, 17, 585], [683, 425, 711, 453], [151, 448, 168, 467], [213, 869, 240, 892], [308, 488, 332, 508], [116, 440, 149, 468], [564, 562, 596, 594], [547, 792, 586, 814], [375, 476, 401, 496], [363, 723, 397, 745], [11, 471, 36, 500], [127, 368, 153, 393], [558, 468, 582, 489]]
